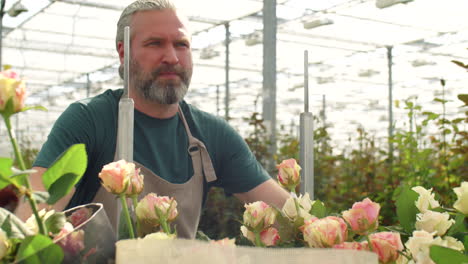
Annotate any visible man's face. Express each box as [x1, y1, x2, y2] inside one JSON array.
[[124, 9, 193, 104]]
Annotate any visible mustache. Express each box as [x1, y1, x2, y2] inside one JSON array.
[[151, 65, 186, 79]]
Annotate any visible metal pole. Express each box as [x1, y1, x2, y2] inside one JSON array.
[[86, 73, 90, 97], [386, 46, 393, 185], [224, 23, 230, 121], [216, 85, 219, 116], [0, 0, 6, 68], [299, 50, 314, 198], [263, 0, 277, 174]]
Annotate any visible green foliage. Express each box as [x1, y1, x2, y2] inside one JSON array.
[[430, 245, 468, 264], [394, 186, 419, 234], [42, 144, 87, 204], [15, 235, 64, 264]]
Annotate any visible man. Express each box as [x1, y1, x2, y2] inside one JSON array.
[[16, 0, 289, 238]]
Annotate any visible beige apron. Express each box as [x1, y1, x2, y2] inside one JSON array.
[[92, 106, 217, 239]]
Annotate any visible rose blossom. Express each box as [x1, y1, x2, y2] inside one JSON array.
[[0, 229, 9, 261], [404, 230, 463, 264], [68, 207, 92, 227], [301, 216, 348, 248], [136, 193, 178, 226], [125, 166, 144, 196], [415, 210, 454, 236], [54, 223, 85, 258], [276, 159, 301, 191], [240, 226, 280, 247], [453, 181, 468, 215], [98, 160, 136, 195], [282, 193, 314, 222], [0, 70, 26, 114], [333, 241, 369, 251], [242, 201, 276, 230], [412, 186, 440, 213], [342, 198, 380, 235], [368, 232, 403, 264]]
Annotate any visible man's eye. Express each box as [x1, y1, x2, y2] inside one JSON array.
[[176, 42, 189, 48], [148, 41, 161, 46]]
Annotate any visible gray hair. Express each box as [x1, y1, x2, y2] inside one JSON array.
[[115, 0, 176, 51]]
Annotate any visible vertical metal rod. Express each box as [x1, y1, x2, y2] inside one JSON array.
[[299, 50, 314, 199], [304, 50, 309, 113], [124, 26, 130, 98], [224, 23, 230, 121], [0, 0, 5, 68], [263, 0, 277, 174], [216, 85, 220, 116], [387, 46, 393, 185], [86, 73, 90, 98]]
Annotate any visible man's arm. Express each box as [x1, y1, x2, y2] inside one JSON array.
[[15, 166, 75, 221], [234, 179, 290, 209]]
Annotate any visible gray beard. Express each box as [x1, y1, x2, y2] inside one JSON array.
[[129, 60, 191, 105], [137, 78, 188, 104]]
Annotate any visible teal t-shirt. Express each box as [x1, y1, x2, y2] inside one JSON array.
[[34, 89, 270, 208]]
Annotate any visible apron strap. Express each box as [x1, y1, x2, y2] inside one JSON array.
[[178, 106, 217, 183]]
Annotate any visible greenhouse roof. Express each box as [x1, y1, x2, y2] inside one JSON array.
[[1, 0, 467, 155]]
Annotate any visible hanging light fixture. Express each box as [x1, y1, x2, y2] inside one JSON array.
[[376, 0, 414, 9], [6, 0, 28, 17], [302, 17, 333, 30]]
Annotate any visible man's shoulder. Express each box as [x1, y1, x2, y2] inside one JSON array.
[[71, 89, 122, 113]]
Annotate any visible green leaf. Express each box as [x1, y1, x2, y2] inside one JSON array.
[[422, 111, 439, 121], [0, 208, 34, 239], [447, 213, 467, 236], [310, 200, 326, 218], [42, 144, 87, 203], [1, 215, 12, 236], [457, 94, 468, 106], [434, 98, 449, 104], [429, 245, 468, 264], [15, 234, 64, 264], [31, 191, 50, 204], [46, 173, 81, 205], [44, 212, 66, 235], [395, 186, 419, 234], [0, 158, 14, 189]]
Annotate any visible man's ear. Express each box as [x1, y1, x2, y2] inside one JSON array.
[[117, 41, 125, 64]]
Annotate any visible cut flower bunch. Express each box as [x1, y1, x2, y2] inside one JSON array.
[[0, 69, 89, 263], [240, 158, 468, 264]]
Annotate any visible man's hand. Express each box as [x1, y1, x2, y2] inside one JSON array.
[[234, 179, 290, 209], [14, 166, 75, 221]]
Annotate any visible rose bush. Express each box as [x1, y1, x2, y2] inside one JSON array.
[[240, 159, 467, 264]]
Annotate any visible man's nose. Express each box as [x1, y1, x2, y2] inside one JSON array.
[[162, 46, 179, 65]]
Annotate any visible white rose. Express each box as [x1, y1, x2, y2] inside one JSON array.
[[143, 232, 175, 240], [0, 229, 9, 260], [25, 209, 55, 234], [453, 181, 468, 215], [441, 236, 464, 252], [415, 211, 454, 236], [281, 193, 313, 221], [412, 187, 440, 213], [405, 230, 435, 264]]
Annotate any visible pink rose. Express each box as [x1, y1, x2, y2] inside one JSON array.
[[333, 241, 369, 251], [369, 232, 403, 264], [98, 160, 136, 195], [276, 159, 301, 191], [54, 223, 85, 258], [342, 198, 380, 235], [240, 226, 280, 247], [125, 167, 144, 196], [301, 216, 348, 248], [136, 193, 178, 226], [260, 227, 280, 247], [68, 207, 92, 227], [242, 201, 277, 231], [0, 70, 26, 114]]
